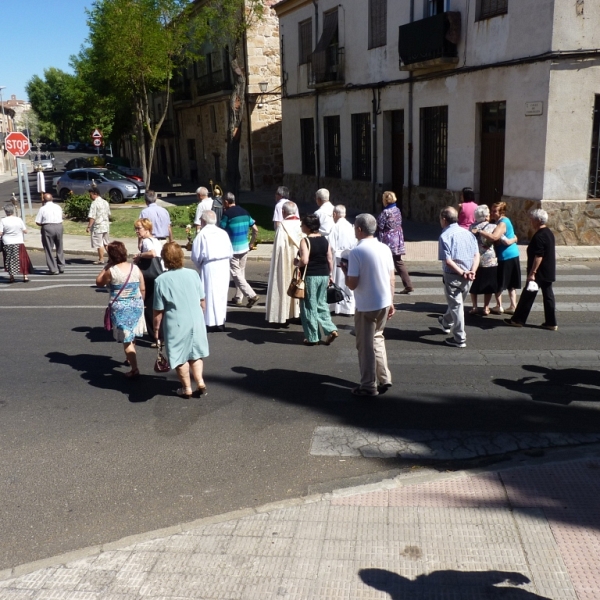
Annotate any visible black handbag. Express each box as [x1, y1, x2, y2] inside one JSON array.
[[138, 256, 164, 281], [327, 282, 348, 304]]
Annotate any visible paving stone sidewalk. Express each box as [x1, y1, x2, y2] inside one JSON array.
[[1, 454, 599, 599]]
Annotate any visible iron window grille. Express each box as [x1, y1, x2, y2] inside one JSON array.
[[588, 96, 600, 199], [420, 106, 448, 189], [300, 118, 316, 176], [324, 116, 341, 178], [369, 0, 387, 49], [477, 0, 508, 20], [299, 19, 312, 65], [352, 113, 372, 181]]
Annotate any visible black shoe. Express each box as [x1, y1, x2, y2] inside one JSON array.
[[377, 383, 392, 395]]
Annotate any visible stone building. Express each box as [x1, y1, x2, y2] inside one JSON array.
[[274, 0, 600, 244], [148, 0, 283, 192]]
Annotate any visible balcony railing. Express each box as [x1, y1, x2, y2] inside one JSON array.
[[308, 46, 345, 88], [173, 80, 192, 103], [398, 11, 461, 70], [196, 69, 232, 96]]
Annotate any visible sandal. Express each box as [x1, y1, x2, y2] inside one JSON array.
[[490, 307, 504, 315], [23, 277, 29, 283], [325, 331, 339, 345], [468, 308, 479, 315], [192, 386, 207, 398], [303, 339, 319, 346], [176, 388, 192, 399], [124, 369, 140, 379], [504, 308, 516, 315]]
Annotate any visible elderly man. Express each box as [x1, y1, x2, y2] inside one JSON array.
[[35, 192, 65, 275], [140, 190, 173, 244], [266, 201, 303, 326], [221, 192, 260, 308], [506, 209, 557, 330], [437, 206, 480, 348], [328, 204, 356, 315], [194, 187, 214, 232], [86, 187, 111, 264], [272, 186, 292, 229], [191, 210, 233, 332], [315, 188, 334, 237], [341, 213, 395, 396]]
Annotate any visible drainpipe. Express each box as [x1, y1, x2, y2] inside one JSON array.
[[372, 88, 379, 214], [313, 0, 320, 187], [407, 0, 415, 219]]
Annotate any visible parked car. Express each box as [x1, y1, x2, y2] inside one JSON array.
[[32, 153, 55, 172], [64, 156, 107, 171], [105, 162, 144, 183], [56, 168, 145, 203], [67, 142, 84, 151]]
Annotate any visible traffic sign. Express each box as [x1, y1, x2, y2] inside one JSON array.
[[91, 129, 103, 139], [93, 139, 102, 147], [5, 132, 31, 157]]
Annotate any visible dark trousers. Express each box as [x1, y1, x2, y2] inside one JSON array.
[[512, 280, 556, 326], [393, 254, 413, 289]]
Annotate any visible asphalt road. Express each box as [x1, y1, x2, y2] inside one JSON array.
[[1, 254, 600, 570]]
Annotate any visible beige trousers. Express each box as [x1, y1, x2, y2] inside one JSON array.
[[354, 307, 392, 392]]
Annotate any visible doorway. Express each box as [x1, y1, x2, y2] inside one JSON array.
[[479, 101, 506, 205]]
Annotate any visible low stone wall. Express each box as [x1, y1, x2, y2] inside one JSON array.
[[540, 200, 600, 246]]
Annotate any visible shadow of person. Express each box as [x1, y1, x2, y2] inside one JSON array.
[[225, 324, 302, 346], [72, 326, 113, 343], [46, 351, 176, 403], [359, 568, 551, 599], [493, 364, 600, 405]]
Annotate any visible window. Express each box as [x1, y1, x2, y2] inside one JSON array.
[[187, 139, 196, 161], [477, 0, 508, 20], [310, 9, 342, 85], [300, 118, 316, 176], [426, 0, 446, 16], [324, 116, 341, 178], [420, 106, 448, 188], [210, 105, 217, 133], [196, 49, 231, 95], [299, 19, 312, 65], [352, 113, 371, 181], [369, 0, 387, 49], [588, 96, 600, 199]]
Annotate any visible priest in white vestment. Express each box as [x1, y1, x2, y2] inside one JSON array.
[[328, 205, 357, 315], [315, 188, 334, 237], [191, 210, 233, 330], [266, 201, 304, 325]]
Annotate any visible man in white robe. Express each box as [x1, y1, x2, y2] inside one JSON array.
[[328, 205, 357, 315], [315, 188, 334, 237], [191, 210, 233, 331], [266, 201, 304, 325]]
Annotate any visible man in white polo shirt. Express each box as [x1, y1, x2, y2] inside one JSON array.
[[341, 213, 395, 396], [35, 192, 65, 275]]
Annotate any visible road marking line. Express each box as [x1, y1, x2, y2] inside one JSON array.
[[0, 305, 106, 309], [0, 284, 96, 292]]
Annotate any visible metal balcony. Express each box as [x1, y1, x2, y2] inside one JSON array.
[[308, 46, 345, 89]]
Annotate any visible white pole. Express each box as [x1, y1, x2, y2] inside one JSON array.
[[23, 160, 32, 211], [16, 158, 25, 217]]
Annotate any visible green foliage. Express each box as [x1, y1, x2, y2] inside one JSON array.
[[167, 205, 196, 231], [63, 194, 92, 221]]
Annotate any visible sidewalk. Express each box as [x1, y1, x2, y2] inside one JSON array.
[[1, 451, 598, 598]]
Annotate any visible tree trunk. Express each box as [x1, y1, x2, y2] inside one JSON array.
[[136, 100, 149, 187], [226, 54, 245, 196]]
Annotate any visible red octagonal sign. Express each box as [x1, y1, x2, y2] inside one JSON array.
[[5, 132, 31, 157]]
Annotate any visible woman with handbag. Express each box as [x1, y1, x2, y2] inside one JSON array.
[[133, 218, 164, 341], [153, 243, 209, 399], [296, 214, 338, 346], [0, 203, 32, 283], [96, 241, 146, 378]]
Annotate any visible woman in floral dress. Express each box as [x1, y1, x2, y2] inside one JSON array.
[[96, 241, 146, 378]]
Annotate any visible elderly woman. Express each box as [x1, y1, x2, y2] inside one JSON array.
[[296, 214, 338, 346], [153, 242, 209, 398], [478, 201, 520, 315], [133, 218, 164, 339], [468, 204, 498, 315], [96, 241, 146, 378], [0, 204, 32, 283], [376, 191, 413, 294]]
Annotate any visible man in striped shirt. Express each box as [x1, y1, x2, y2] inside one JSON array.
[[220, 193, 260, 308]]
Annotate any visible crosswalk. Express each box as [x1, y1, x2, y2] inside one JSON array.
[[0, 264, 102, 293]]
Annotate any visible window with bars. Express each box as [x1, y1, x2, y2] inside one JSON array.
[[324, 116, 341, 178], [420, 106, 448, 189], [369, 0, 387, 49], [426, 0, 445, 16], [352, 113, 372, 181], [299, 19, 312, 65], [477, 0, 508, 20], [588, 96, 600, 199], [300, 118, 316, 176]]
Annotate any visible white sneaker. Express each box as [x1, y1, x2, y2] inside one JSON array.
[[437, 315, 451, 334], [445, 338, 466, 348]]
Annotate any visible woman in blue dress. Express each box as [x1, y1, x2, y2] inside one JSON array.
[[96, 241, 146, 378], [153, 242, 209, 398]]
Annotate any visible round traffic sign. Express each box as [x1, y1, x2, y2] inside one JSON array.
[[93, 139, 102, 147], [5, 132, 31, 157]]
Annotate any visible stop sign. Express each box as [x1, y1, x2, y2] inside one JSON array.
[[5, 132, 31, 157]]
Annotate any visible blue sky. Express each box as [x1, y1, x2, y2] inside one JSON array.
[[2, 1, 92, 101]]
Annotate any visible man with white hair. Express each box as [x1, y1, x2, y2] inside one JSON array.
[[328, 205, 356, 315], [266, 201, 303, 325], [194, 187, 214, 232], [315, 188, 334, 237], [272, 186, 291, 229], [505, 209, 557, 330], [191, 210, 233, 331], [140, 190, 173, 244]]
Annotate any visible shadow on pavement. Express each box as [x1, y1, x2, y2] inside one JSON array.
[[359, 568, 551, 599]]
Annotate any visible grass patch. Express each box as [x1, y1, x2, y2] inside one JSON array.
[[26, 201, 275, 243]]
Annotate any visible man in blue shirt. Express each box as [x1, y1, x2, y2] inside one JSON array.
[[220, 192, 260, 308], [438, 206, 479, 348], [139, 190, 173, 243]]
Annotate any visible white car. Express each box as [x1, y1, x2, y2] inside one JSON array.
[[32, 153, 55, 172], [56, 168, 145, 203]]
